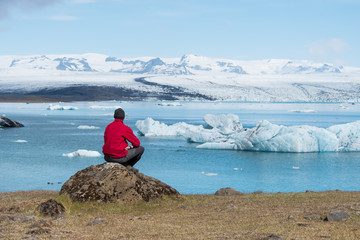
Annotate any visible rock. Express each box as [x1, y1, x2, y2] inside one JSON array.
[[215, 187, 243, 196], [26, 228, 51, 235], [53, 215, 66, 221], [87, 217, 106, 226], [325, 210, 350, 222], [60, 163, 179, 203], [256, 234, 284, 240], [304, 214, 321, 220], [0, 214, 38, 222], [0, 115, 24, 127], [36, 199, 65, 217]]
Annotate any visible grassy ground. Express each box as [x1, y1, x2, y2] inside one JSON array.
[[1, 190, 360, 239]]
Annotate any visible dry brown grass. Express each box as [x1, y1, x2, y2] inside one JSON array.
[[1, 190, 360, 239]]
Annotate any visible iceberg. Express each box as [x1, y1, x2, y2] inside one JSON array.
[[203, 114, 242, 134], [89, 105, 122, 109], [47, 104, 78, 110], [135, 117, 223, 143], [77, 125, 100, 130], [136, 114, 360, 153], [62, 149, 101, 158]]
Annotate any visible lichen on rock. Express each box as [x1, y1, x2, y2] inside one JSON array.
[[60, 163, 179, 203]]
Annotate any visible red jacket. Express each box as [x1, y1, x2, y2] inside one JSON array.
[[102, 119, 140, 158]]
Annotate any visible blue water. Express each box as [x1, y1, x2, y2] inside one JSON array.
[[1, 101, 360, 194]]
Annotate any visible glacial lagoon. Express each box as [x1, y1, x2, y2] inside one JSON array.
[[1, 101, 360, 194]]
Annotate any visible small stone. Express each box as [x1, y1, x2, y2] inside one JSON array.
[[287, 215, 295, 220], [36, 199, 65, 217], [26, 228, 51, 235], [325, 210, 350, 222], [215, 187, 243, 196], [267, 234, 284, 240], [87, 217, 106, 226], [53, 215, 67, 221], [297, 222, 311, 227], [304, 215, 321, 220], [22, 236, 39, 240]]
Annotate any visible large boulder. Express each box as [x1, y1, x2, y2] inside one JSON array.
[[60, 163, 179, 203], [215, 187, 243, 196], [0, 115, 24, 127]]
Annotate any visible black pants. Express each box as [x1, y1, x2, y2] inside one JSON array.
[[104, 146, 145, 167]]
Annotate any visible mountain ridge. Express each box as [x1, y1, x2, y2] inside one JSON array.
[[0, 53, 359, 102]]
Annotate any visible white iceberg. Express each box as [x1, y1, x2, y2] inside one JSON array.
[[157, 102, 182, 106], [135, 117, 223, 143], [203, 113, 242, 134], [62, 149, 101, 158], [289, 109, 317, 113], [89, 105, 122, 109], [14, 139, 27, 143], [201, 171, 218, 176], [136, 114, 360, 153], [77, 125, 100, 130], [47, 104, 78, 110]]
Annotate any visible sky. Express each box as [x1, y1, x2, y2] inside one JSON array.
[[0, 0, 359, 67]]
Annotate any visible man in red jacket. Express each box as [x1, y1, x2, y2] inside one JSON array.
[[103, 108, 144, 171]]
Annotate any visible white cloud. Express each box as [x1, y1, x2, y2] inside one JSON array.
[[308, 38, 351, 65]]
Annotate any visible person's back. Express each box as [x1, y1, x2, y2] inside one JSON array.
[[103, 108, 144, 170]]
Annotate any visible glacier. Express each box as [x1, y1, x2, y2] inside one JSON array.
[[135, 114, 360, 152], [1, 53, 360, 102]]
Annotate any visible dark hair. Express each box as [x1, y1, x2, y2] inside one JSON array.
[[114, 108, 125, 120]]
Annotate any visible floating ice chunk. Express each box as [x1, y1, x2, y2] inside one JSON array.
[[77, 125, 100, 130], [89, 105, 121, 109], [47, 104, 78, 110], [233, 168, 239, 171], [201, 171, 218, 176], [157, 102, 182, 106], [292, 166, 300, 170], [327, 120, 360, 151], [135, 117, 223, 142], [14, 139, 27, 143], [137, 114, 360, 152], [232, 120, 339, 152], [62, 149, 101, 158], [196, 142, 237, 150], [289, 109, 316, 113], [203, 113, 242, 134]]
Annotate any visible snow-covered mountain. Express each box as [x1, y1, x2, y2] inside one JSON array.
[[0, 53, 359, 102]]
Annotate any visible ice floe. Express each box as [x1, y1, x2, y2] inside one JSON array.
[[157, 102, 182, 106], [77, 125, 100, 130], [201, 171, 218, 176], [47, 104, 78, 110], [89, 105, 121, 109], [136, 114, 360, 152], [289, 109, 317, 113], [14, 139, 27, 143], [62, 149, 101, 158]]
